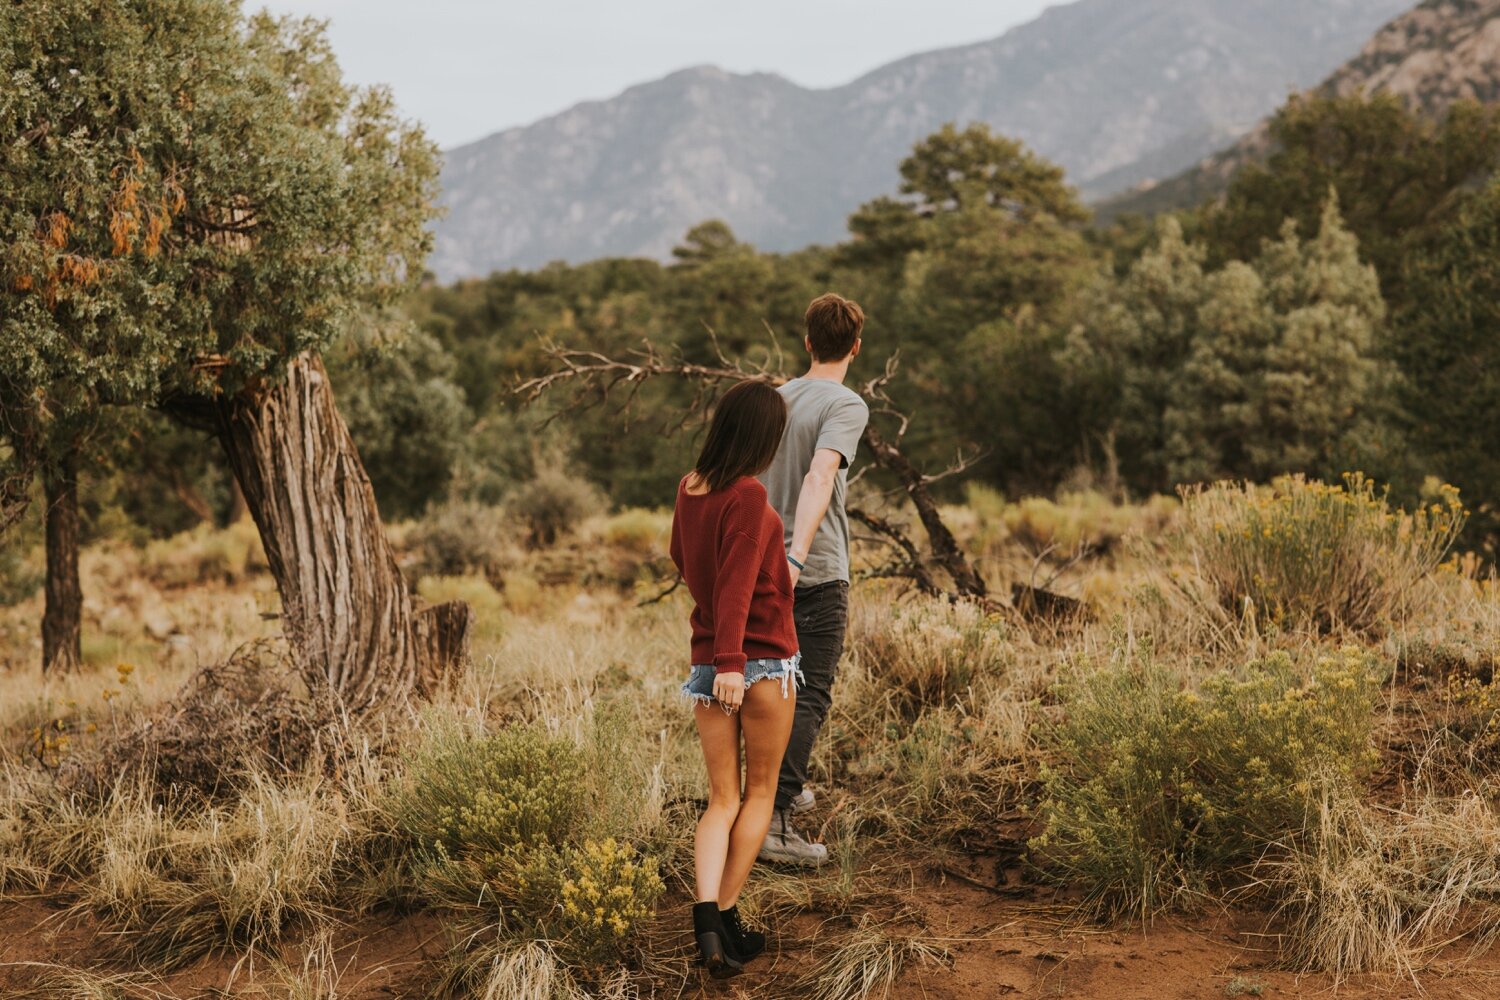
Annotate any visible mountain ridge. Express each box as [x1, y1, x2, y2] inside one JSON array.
[[433, 0, 1412, 279], [1103, 0, 1500, 218]]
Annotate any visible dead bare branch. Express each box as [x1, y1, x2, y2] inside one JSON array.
[[514, 338, 990, 602], [848, 506, 943, 598], [637, 574, 684, 607]]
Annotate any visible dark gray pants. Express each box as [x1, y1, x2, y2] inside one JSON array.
[[775, 580, 849, 811]]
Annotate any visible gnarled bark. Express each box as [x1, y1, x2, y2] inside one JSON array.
[[42, 448, 82, 674], [215, 353, 468, 715]]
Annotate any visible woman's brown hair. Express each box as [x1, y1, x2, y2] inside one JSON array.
[[690, 380, 787, 492]]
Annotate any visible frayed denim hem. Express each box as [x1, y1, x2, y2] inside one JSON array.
[[680, 652, 803, 710]]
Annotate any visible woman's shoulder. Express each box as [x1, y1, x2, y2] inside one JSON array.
[[728, 476, 767, 501]]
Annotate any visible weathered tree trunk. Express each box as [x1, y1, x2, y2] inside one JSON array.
[[214, 353, 468, 715], [225, 476, 247, 524], [42, 449, 82, 673]]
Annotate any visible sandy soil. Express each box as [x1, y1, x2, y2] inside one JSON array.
[[7, 858, 1500, 1000]]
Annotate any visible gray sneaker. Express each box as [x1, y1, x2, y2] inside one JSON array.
[[758, 808, 829, 867], [790, 787, 816, 815]]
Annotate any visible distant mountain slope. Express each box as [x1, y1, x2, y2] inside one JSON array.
[[1103, 0, 1500, 218], [432, 0, 1410, 279]]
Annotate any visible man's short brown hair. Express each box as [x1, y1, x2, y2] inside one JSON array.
[[804, 293, 864, 362]]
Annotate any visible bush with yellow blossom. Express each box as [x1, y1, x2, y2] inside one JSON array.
[[1033, 644, 1383, 916], [1165, 474, 1465, 633], [394, 719, 586, 857], [505, 838, 664, 967]]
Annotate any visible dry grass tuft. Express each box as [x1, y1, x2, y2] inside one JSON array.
[[0, 963, 162, 1000], [1265, 752, 1500, 980], [770, 921, 948, 1000]]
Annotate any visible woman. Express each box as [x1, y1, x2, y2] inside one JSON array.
[[670, 379, 800, 979]]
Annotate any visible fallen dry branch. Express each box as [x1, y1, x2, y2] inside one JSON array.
[[56, 640, 342, 801]]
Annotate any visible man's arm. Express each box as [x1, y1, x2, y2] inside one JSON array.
[[785, 448, 844, 588]]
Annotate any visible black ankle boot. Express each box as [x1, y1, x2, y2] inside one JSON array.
[[720, 905, 766, 962], [692, 901, 743, 978]]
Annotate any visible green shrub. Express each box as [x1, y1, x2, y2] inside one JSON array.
[[0, 541, 42, 605], [141, 520, 263, 587], [882, 709, 1010, 840], [417, 574, 505, 645], [598, 507, 669, 556], [407, 501, 517, 580], [1165, 474, 1465, 633], [395, 720, 586, 858], [506, 468, 605, 547], [1033, 645, 1382, 915]]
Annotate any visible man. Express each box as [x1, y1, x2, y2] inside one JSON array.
[[758, 292, 869, 867]]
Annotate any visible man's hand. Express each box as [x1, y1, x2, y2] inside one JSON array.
[[713, 671, 745, 711], [787, 557, 802, 589]]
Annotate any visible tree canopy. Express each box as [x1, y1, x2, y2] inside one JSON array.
[[0, 0, 439, 477]]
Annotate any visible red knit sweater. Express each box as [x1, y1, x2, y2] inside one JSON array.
[[669, 475, 797, 674]]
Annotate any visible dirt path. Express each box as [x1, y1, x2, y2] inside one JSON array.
[[6, 871, 1500, 999]]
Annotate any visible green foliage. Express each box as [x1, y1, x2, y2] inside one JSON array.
[[1394, 178, 1500, 552], [897, 123, 1090, 224], [0, 545, 41, 606], [0, 0, 438, 496], [326, 323, 471, 520], [506, 838, 664, 967], [1034, 646, 1383, 915], [506, 465, 607, 547], [1205, 94, 1500, 285], [1064, 200, 1395, 491], [0, 1, 441, 685], [398, 712, 664, 977], [395, 720, 586, 858], [839, 124, 1101, 492], [1166, 474, 1466, 633], [405, 501, 517, 581]]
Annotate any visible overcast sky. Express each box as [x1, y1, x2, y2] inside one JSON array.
[[255, 0, 1058, 149]]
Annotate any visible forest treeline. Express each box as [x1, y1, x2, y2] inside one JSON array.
[[18, 92, 1500, 558]]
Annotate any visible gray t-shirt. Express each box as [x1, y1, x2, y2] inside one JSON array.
[[760, 377, 870, 588]]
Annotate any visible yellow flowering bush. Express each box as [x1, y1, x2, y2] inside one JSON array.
[[395, 720, 586, 857], [1166, 474, 1465, 633], [1442, 665, 1500, 750], [1033, 645, 1383, 915], [502, 838, 664, 967]]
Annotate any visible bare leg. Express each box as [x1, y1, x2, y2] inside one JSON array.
[[717, 680, 796, 908], [693, 701, 742, 902]]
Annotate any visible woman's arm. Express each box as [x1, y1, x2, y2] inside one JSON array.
[[710, 497, 764, 677]]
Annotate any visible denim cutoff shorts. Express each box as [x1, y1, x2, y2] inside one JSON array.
[[681, 653, 803, 709]]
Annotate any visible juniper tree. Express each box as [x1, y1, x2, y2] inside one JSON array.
[[1395, 178, 1500, 549], [1165, 196, 1392, 485], [1065, 200, 1393, 492], [1, 1, 468, 705]]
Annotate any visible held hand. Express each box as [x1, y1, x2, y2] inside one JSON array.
[[713, 671, 745, 711], [786, 552, 804, 589]]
